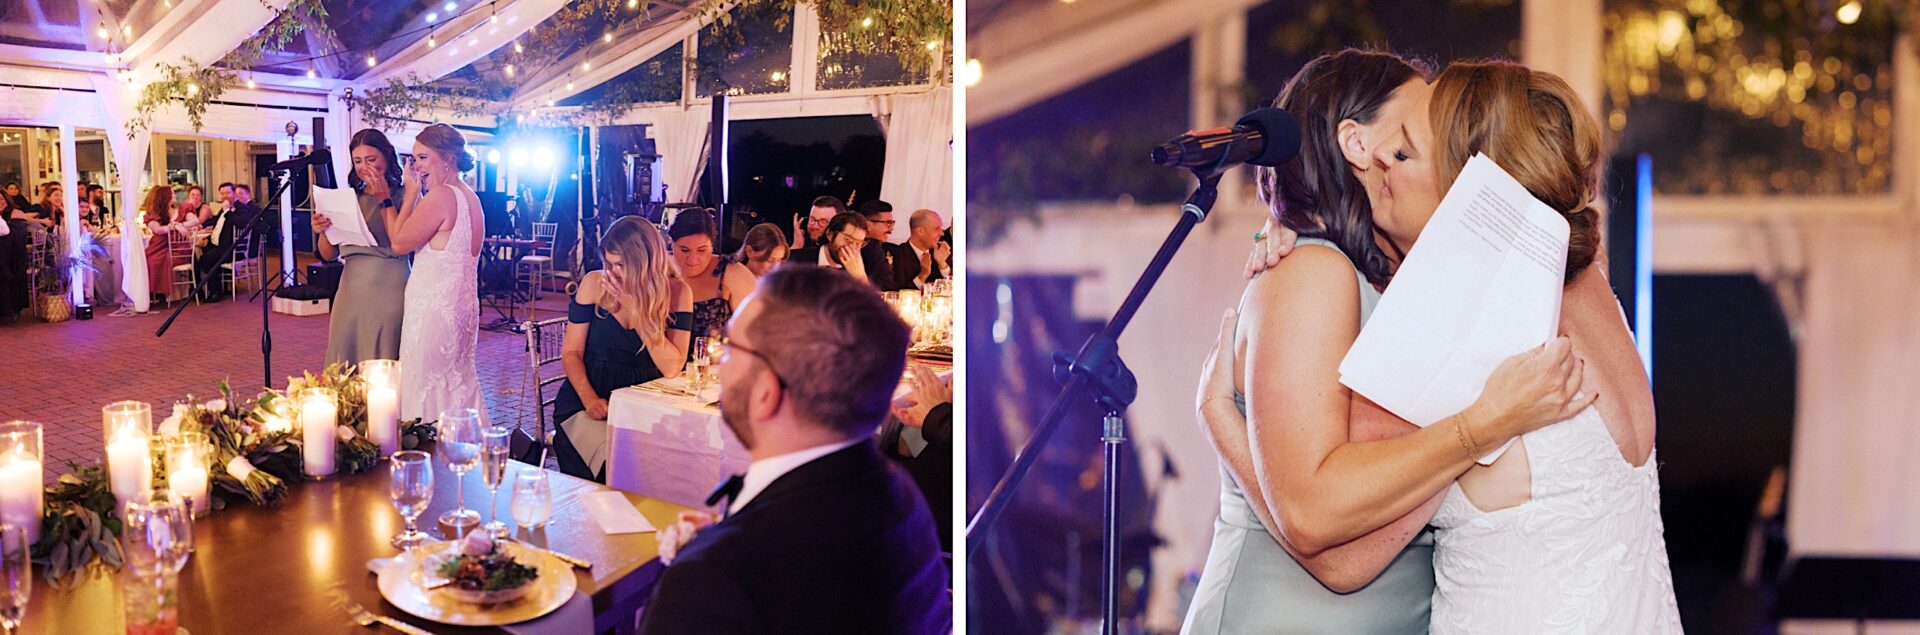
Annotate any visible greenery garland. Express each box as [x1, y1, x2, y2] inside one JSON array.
[[29, 363, 434, 586], [125, 0, 333, 139]]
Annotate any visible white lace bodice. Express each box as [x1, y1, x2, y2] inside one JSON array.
[[398, 187, 488, 426], [1429, 405, 1683, 633]]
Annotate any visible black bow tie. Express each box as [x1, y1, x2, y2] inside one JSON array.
[[707, 474, 745, 517]]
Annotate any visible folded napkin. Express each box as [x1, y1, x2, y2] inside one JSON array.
[[366, 554, 594, 634], [580, 490, 658, 534]]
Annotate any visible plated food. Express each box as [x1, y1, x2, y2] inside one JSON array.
[[434, 531, 540, 605]]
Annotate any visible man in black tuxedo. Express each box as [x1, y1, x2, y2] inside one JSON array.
[[891, 209, 951, 291], [789, 195, 845, 252], [855, 199, 899, 290], [191, 183, 239, 301], [640, 266, 951, 635]]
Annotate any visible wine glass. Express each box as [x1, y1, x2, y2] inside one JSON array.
[[479, 425, 513, 539], [509, 471, 553, 533], [123, 499, 191, 577], [388, 451, 434, 551], [0, 524, 28, 635], [436, 409, 483, 533], [688, 336, 712, 393]]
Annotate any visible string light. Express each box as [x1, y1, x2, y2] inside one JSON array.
[[121, 25, 131, 38], [445, 2, 458, 12], [307, 67, 317, 79], [1836, 0, 1862, 25], [426, 13, 438, 24], [246, 77, 256, 89], [628, 0, 638, 8], [95, 24, 108, 39], [603, 32, 613, 43], [514, 41, 524, 54], [186, 83, 199, 96], [961, 58, 982, 87], [504, 64, 515, 77], [860, 17, 873, 28], [428, 34, 438, 48], [581, 61, 591, 71], [565, 81, 574, 91], [366, 55, 377, 67]]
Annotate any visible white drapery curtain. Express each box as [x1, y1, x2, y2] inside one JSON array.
[[650, 107, 712, 205], [89, 75, 153, 313], [877, 87, 953, 241], [1786, 219, 1920, 558]]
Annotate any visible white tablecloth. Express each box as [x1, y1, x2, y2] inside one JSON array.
[[606, 381, 752, 511]]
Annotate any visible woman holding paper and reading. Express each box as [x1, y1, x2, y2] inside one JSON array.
[[1211, 60, 1681, 632], [313, 129, 411, 367], [1182, 50, 1593, 634]]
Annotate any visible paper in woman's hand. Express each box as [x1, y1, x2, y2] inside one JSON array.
[[313, 188, 375, 248], [1338, 154, 1568, 465]]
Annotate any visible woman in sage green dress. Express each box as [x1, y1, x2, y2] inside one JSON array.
[[1181, 50, 1588, 633], [314, 129, 410, 368]]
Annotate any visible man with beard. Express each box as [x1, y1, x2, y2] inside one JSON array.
[[639, 266, 950, 634]]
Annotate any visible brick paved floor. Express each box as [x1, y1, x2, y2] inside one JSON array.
[[0, 262, 569, 479]]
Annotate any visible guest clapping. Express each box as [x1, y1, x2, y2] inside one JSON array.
[[667, 209, 756, 341], [639, 265, 950, 634], [551, 217, 695, 482], [733, 223, 789, 277], [884, 364, 953, 551]]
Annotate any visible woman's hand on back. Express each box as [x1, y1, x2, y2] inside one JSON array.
[[1245, 218, 1301, 279], [1470, 336, 1597, 441]]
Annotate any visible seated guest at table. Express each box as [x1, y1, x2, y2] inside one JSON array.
[[3, 183, 26, 212], [856, 200, 899, 290], [139, 186, 193, 309], [891, 209, 951, 292], [552, 216, 694, 482], [667, 208, 756, 342], [788, 212, 874, 285], [642, 265, 950, 634], [789, 195, 845, 251], [191, 185, 243, 302], [732, 223, 788, 278], [19, 184, 58, 230], [87, 184, 111, 224], [884, 364, 954, 551], [179, 185, 207, 226], [313, 129, 412, 366]]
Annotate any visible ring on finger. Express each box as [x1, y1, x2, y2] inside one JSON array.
[[1253, 232, 1266, 242]]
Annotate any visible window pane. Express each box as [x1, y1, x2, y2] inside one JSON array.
[[696, 4, 793, 97], [562, 42, 684, 107], [817, 30, 922, 90], [1604, 1, 1896, 195]]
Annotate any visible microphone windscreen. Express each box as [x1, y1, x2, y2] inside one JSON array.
[[1236, 108, 1301, 167]]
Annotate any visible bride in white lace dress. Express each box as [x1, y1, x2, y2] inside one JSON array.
[[382, 124, 488, 426]]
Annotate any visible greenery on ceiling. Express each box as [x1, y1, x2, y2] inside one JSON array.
[[127, 0, 332, 139]]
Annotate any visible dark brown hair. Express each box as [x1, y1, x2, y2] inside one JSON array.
[[1428, 61, 1602, 283], [742, 266, 909, 433], [349, 128, 405, 192], [734, 223, 788, 262], [1258, 49, 1430, 286], [667, 208, 719, 243]]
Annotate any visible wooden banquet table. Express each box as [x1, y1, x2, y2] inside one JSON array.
[[17, 449, 690, 635]]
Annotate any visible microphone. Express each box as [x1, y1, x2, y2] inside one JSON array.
[[1150, 108, 1301, 170]]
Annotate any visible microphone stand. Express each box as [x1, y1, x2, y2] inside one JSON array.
[[965, 168, 1224, 635], [156, 169, 300, 390]]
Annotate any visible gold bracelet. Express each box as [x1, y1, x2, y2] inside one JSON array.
[[1451, 415, 1479, 460]]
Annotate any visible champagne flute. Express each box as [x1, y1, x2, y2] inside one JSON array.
[[689, 336, 712, 393], [388, 451, 434, 551], [436, 409, 483, 533], [479, 425, 512, 539], [0, 524, 28, 635], [509, 471, 553, 533]]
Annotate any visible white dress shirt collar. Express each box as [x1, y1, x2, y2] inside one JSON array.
[[730, 437, 867, 514]]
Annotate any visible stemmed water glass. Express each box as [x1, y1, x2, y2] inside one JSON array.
[[388, 451, 434, 551], [509, 470, 553, 533], [436, 409, 484, 533], [0, 524, 28, 635], [123, 499, 192, 577], [479, 425, 513, 539]]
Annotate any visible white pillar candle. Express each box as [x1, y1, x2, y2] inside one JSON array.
[[299, 388, 338, 478], [0, 422, 43, 546], [0, 455, 42, 546], [168, 467, 209, 514], [367, 386, 399, 456], [106, 436, 153, 506]]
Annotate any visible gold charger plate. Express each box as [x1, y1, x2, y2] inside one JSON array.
[[377, 541, 579, 626]]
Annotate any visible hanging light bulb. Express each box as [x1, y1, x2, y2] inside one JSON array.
[[307, 67, 317, 79], [426, 12, 438, 23], [246, 77, 257, 89], [514, 41, 524, 54], [565, 82, 574, 91], [1837, 0, 1863, 24], [603, 32, 613, 43], [429, 34, 438, 48], [445, 2, 458, 12], [186, 83, 199, 96], [860, 17, 873, 28], [366, 55, 377, 67], [504, 64, 515, 77], [627, 0, 638, 8], [96, 24, 108, 39], [121, 25, 132, 38], [581, 61, 591, 71]]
